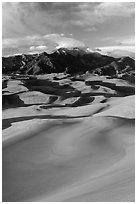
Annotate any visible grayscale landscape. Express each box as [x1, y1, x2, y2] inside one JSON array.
[[2, 2, 135, 202]]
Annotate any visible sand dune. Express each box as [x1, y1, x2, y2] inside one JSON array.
[[2, 73, 135, 201]]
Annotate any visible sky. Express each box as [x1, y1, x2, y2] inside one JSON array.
[[2, 2, 135, 56]]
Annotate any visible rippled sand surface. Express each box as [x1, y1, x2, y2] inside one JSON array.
[[2, 73, 135, 201]]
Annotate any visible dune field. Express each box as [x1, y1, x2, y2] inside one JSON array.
[[2, 72, 135, 202]]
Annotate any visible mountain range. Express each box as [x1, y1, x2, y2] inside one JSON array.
[[2, 48, 135, 82]]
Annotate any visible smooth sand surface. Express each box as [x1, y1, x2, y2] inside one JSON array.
[[2, 74, 135, 202]]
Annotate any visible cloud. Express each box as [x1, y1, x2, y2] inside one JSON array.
[[2, 35, 41, 49], [84, 27, 96, 32], [94, 2, 135, 18], [100, 36, 135, 47], [2, 34, 85, 56], [2, 2, 65, 38], [43, 34, 85, 49], [116, 36, 135, 46], [29, 45, 48, 52], [60, 33, 65, 36], [66, 2, 135, 27], [95, 45, 135, 58], [97, 46, 135, 52], [100, 37, 115, 42], [2, 2, 135, 56], [3, 2, 135, 38]]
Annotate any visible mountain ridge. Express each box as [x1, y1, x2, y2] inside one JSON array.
[[2, 48, 135, 80]]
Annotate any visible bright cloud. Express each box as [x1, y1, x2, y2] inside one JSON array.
[[29, 45, 47, 51], [44, 34, 85, 49], [95, 45, 135, 58]]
